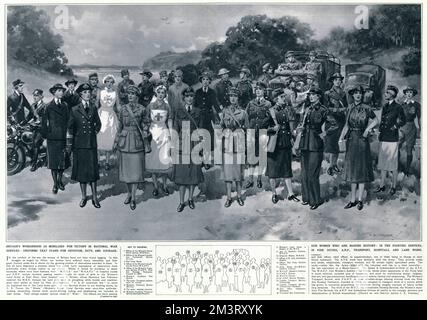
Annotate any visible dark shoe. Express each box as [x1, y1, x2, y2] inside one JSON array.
[[92, 199, 101, 209], [327, 167, 334, 176], [357, 201, 363, 210], [237, 197, 244, 206], [130, 201, 136, 210], [272, 194, 279, 204], [224, 199, 232, 207], [374, 186, 385, 193], [188, 199, 195, 209], [389, 187, 396, 195], [244, 181, 254, 189], [257, 180, 263, 188], [344, 201, 357, 209], [162, 185, 170, 195], [332, 165, 340, 173], [152, 188, 159, 197], [288, 194, 300, 202], [310, 201, 324, 210], [177, 203, 185, 212], [30, 163, 38, 172], [58, 181, 65, 191], [52, 185, 58, 194], [124, 195, 131, 205], [301, 201, 309, 206], [79, 198, 87, 208]]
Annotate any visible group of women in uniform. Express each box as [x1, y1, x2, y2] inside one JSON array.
[[35, 64, 419, 214]]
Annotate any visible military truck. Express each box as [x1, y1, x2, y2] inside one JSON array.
[[344, 64, 386, 109], [269, 50, 341, 91]]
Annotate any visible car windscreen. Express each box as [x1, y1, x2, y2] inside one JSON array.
[[346, 74, 371, 86]]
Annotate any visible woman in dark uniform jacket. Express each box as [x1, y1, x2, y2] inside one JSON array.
[[67, 83, 102, 208], [113, 85, 150, 211], [172, 87, 204, 212], [41, 83, 70, 194], [400, 86, 421, 175], [266, 88, 300, 204], [339, 86, 379, 210], [298, 87, 328, 210], [244, 82, 271, 189]]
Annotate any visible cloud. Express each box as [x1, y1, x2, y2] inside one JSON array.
[[171, 44, 197, 53], [153, 43, 161, 49], [83, 48, 98, 59]]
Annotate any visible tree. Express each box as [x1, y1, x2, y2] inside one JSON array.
[[198, 15, 313, 78], [7, 6, 73, 75]]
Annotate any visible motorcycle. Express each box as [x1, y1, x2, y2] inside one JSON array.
[[7, 120, 47, 176]]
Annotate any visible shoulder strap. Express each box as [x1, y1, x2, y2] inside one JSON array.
[[225, 107, 243, 128], [126, 104, 145, 136], [182, 106, 199, 129]]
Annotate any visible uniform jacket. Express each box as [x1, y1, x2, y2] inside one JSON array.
[[41, 99, 70, 141], [324, 86, 347, 133], [378, 100, 406, 142], [7, 91, 32, 123], [279, 61, 303, 71], [246, 98, 271, 130], [63, 90, 81, 110], [67, 101, 102, 149], [220, 105, 249, 154], [194, 87, 221, 129], [236, 80, 254, 108], [303, 61, 322, 75], [173, 104, 203, 154], [401, 100, 421, 124], [117, 79, 135, 105], [215, 79, 233, 108], [114, 103, 150, 153], [29, 101, 46, 124], [268, 104, 295, 149], [138, 80, 155, 107], [299, 102, 328, 152]]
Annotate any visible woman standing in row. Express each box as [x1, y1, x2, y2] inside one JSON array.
[[145, 85, 173, 196], [98, 74, 119, 170], [218, 87, 248, 207], [113, 85, 150, 211], [266, 88, 300, 204], [298, 87, 328, 210], [172, 87, 204, 212], [339, 86, 379, 210]]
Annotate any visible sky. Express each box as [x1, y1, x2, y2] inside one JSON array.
[[36, 4, 366, 66]]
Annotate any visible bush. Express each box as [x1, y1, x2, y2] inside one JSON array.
[[401, 48, 420, 76]]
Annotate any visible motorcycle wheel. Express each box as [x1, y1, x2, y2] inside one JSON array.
[[7, 143, 25, 176]]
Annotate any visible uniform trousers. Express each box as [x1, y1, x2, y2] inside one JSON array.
[[300, 150, 323, 206]]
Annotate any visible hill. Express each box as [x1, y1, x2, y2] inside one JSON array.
[[7, 58, 86, 99], [142, 50, 202, 71]]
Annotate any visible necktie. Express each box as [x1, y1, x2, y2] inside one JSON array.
[[85, 103, 89, 113], [187, 105, 191, 113]]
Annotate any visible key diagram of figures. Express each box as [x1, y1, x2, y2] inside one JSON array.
[[155, 245, 272, 295]]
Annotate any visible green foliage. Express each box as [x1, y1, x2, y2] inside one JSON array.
[[7, 6, 73, 75], [198, 15, 313, 78]]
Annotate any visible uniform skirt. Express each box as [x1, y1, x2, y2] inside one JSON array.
[[172, 163, 204, 185], [47, 139, 69, 170], [71, 148, 99, 183], [220, 153, 245, 182], [377, 141, 398, 171], [118, 151, 145, 183], [401, 122, 417, 153], [343, 131, 374, 183], [266, 147, 293, 179]]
